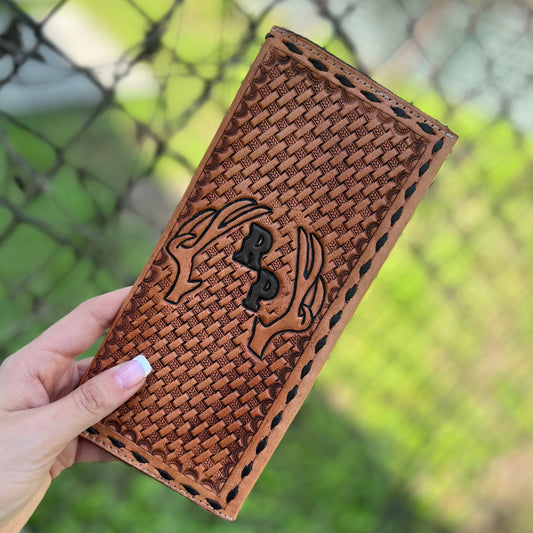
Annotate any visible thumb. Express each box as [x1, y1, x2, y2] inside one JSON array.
[[43, 355, 152, 450]]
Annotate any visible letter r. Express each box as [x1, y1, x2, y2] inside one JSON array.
[[233, 222, 273, 271]]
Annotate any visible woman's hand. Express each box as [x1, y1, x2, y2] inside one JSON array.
[[0, 288, 151, 532]]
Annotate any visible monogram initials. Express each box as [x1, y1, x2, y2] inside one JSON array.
[[164, 200, 325, 359], [233, 223, 279, 311]]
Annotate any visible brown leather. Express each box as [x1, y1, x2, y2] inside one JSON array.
[[80, 26, 457, 520]]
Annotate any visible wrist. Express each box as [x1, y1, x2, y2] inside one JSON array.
[[0, 475, 51, 533]]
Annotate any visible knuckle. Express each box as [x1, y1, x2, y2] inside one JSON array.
[[76, 299, 108, 331], [74, 380, 107, 415]]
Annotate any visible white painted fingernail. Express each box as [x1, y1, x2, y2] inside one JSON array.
[[133, 355, 152, 377], [114, 355, 152, 390]]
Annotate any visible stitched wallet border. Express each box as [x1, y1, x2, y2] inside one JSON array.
[[80, 26, 457, 520]]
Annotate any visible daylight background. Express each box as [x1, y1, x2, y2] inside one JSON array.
[[0, 0, 532, 532]]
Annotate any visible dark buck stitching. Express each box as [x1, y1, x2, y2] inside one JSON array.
[[391, 207, 403, 226], [286, 386, 298, 402], [361, 90, 381, 103], [277, 28, 454, 141], [432, 138, 444, 153], [391, 106, 409, 118], [419, 161, 431, 176], [227, 352, 311, 500], [256, 437, 269, 454], [418, 122, 435, 135], [271, 412, 283, 429], [226, 487, 239, 503], [345, 284, 357, 301], [405, 183, 417, 199], [84, 432, 234, 520], [376, 234, 388, 251], [359, 260, 372, 277], [206, 498, 222, 511], [310, 58, 327, 71], [133, 451, 148, 464], [336, 74, 355, 88], [241, 462, 253, 478], [315, 336, 327, 353], [283, 40, 302, 54], [157, 468, 174, 481], [300, 361, 313, 378], [297, 147, 442, 479], [329, 311, 342, 328], [183, 484, 199, 496], [109, 436, 125, 448]]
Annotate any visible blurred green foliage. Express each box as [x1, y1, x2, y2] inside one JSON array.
[[1, 1, 532, 532]]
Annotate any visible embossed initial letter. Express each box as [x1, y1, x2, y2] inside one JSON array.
[[243, 269, 279, 312], [233, 222, 273, 271]]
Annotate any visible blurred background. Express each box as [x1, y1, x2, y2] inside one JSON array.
[[0, 0, 532, 531]]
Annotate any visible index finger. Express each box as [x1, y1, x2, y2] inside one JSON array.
[[29, 287, 131, 359]]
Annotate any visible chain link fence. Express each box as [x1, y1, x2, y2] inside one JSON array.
[[1, 1, 532, 532]]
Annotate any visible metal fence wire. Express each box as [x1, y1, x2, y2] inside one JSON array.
[[0, 1, 532, 532]]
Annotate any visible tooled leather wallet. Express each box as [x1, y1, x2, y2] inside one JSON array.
[[80, 26, 457, 520]]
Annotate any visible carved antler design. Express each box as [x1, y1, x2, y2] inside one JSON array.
[[248, 227, 325, 358], [165, 199, 271, 304]]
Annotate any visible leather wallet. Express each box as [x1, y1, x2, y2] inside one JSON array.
[[80, 26, 457, 520]]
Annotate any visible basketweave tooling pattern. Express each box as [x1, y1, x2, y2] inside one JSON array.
[[84, 41, 433, 495]]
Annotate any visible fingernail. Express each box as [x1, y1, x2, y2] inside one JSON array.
[[114, 355, 152, 390]]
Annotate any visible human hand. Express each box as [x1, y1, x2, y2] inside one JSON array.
[[0, 288, 152, 532]]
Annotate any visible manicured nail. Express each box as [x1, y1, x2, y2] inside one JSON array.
[[114, 355, 152, 390]]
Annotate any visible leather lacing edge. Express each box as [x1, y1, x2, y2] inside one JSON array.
[[270, 27, 455, 141], [84, 427, 235, 520], [84, 32, 448, 515]]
